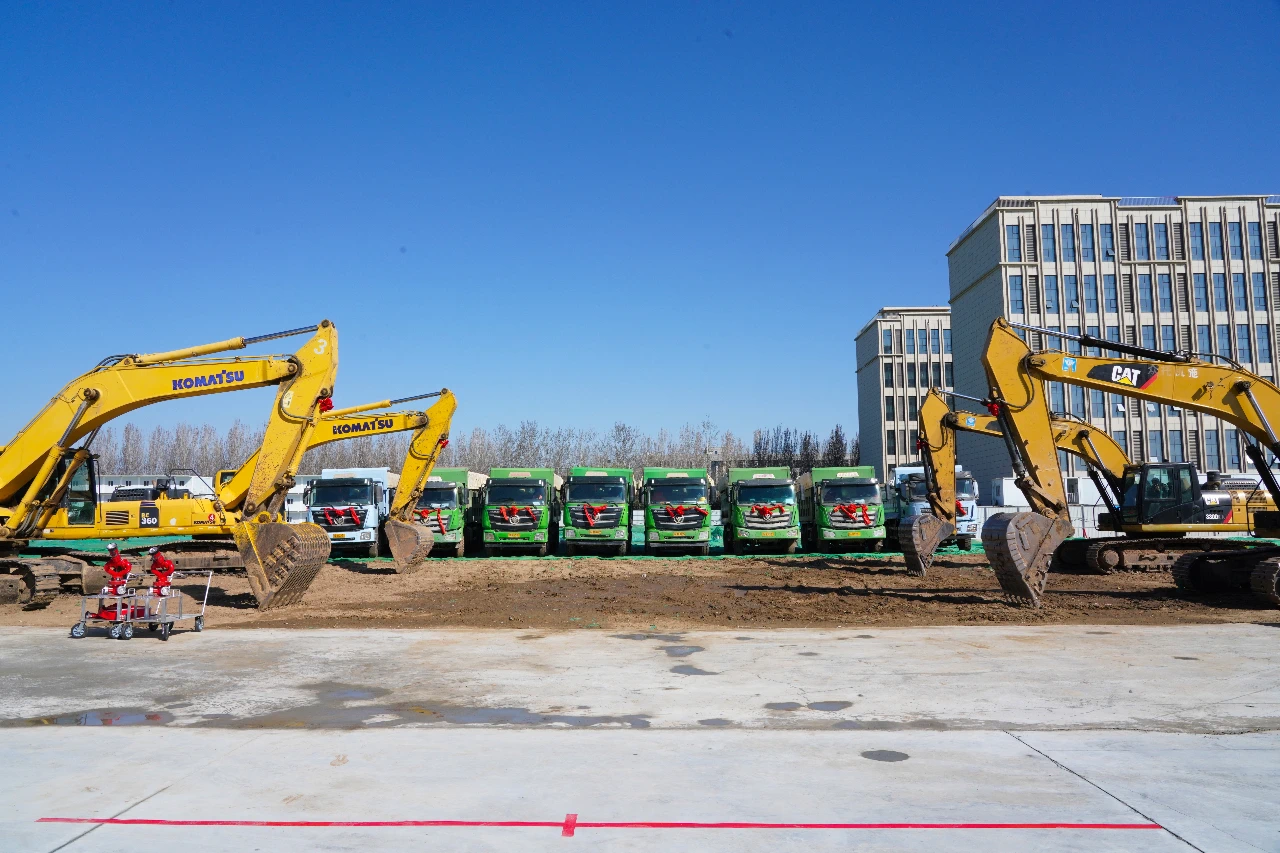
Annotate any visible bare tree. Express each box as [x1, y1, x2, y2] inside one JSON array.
[[797, 432, 819, 474], [92, 427, 122, 473], [120, 423, 145, 471], [821, 425, 848, 467], [848, 432, 861, 465]]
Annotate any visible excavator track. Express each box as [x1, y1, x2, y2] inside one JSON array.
[[0, 561, 62, 609], [384, 518, 434, 574], [901, 515, 952, 578], [1084, 538, 1253, 574], [1249, 557, 1280, 606], [235, 520, 331, 610], [981, 512, 1073, 607]]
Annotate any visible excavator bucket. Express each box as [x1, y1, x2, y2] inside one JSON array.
[[981, 512, 1073, 607], [901, 515, 953, 577], [384, 518, 434, 573], [234, 519, 331, 609]]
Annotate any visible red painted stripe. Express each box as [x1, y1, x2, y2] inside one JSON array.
[[38, 817, 1163, 831]]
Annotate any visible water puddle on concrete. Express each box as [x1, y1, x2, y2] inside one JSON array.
[[659, 645, 704, 657], [806, 701, 852, 712], [861, 750, 910, 762], [698, 718, 732, 726], [670, 665, 717, 676], [3, 708, 174, 727], [611, 633, 685, 642]]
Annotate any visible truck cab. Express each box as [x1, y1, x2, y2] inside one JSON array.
[[884, 465, 977, 551], [414, 468, 484, 557], [560, 468, 633, 556], [722, 467, 801, 555], [304, 467, 394, 558], [480, 468, 562, 557], [798, 466, 885, 552], [641, 468, 714, 555]]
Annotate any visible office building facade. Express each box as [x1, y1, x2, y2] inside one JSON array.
[[949, 195, 1280, 500], [855, 306, 954, 481]]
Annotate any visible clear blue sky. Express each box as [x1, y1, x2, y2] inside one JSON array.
[[3, 1, 1278, 441]]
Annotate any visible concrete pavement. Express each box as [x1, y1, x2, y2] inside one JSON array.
[[1, 624, 1278, 851]]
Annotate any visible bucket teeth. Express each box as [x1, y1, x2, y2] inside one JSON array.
[[981, 512, 1071, 607], [385, 519, 434, 574], [235, 521, 331, 609], [901, 515, 953, 577]]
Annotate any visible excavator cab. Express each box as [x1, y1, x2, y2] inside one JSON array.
[[1120, 464, 1202, 526], [35, 452, 98, 527]]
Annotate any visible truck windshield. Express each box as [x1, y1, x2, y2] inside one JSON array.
[[648, 484, 707, 504], [957, 478, 978, 500], [737, 485, 796, 505], [821, 484, 880, 504], [416, 488, 457, 509], [567, 483, 626, 503], [488, 485, 546, 505], [903, 480, 928, 500], [309, 484, 374, 506]]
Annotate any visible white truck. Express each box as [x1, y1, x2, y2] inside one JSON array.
[[304, 467, 400, 558], [883, 465, 979, 551]]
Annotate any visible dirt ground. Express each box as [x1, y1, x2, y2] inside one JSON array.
[[2, 549, 1275, 631]]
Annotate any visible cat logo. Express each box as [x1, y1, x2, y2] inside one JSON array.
[[1086, 363, 1159, 389]]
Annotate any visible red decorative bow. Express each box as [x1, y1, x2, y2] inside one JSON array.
[[318, 397, 335, 413], [834, 503, 872, 525], [323, 507, 361, 525], [665, 504, 708, 521], [500, 506, 536, 523], [416, 508, 448, 534], [582, 504, 608, 527], [751, 504, 786, 518], [955, 499, 966, 518]]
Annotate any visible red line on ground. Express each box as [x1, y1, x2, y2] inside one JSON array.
[[38, 817, 1163, 831]]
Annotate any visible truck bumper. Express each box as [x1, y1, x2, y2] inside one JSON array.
[[326, 529, 377, 546], [953, 521, 980, 537], [565, 527, 628, 541], [646, 530, 711, 547], [483, 531, 548, 545], [735, 527, 801, 541], [820, 526, 886, 540]]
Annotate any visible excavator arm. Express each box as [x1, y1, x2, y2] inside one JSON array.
[[904, 387, 1129, 576], [383, 389, 457, 572], [980, 317, 1280, 604]]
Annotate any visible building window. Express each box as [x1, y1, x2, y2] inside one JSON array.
[[1086, 324, 1100, 356], [1197, 324, 1211, 353], [1080, 224, 1095, 261], [908, 396, 918, 421], [883, 364, 894, 388], [1216, 324, 1233, 359], [1042, 224, 1057, 263], [1194, 273, 1208, 310], [1064, 275, 1079, 313], [1045, 275, 1060, 313], [1066, 325, 1081, 355], [1141, 325, 1156, 349], [1154, 222, 1169, 260], [1237, 325, 1252, 363], [1209, 221, 1224, 260], [1100, 223, 1115, 261], [929, 328, 940, 354], [1070, 385, 1085, 417], [1049, 382, 1065, 414], [884, 396, 895, 421], [1189, 222, 1204, 260], [1106, 325, 1120, 343], [1006, 224, 1022, 261], [1009, 275, 1025, 312], [1138, 274, 1153, 312], [1228, 222, 1243, 260], [943, 329, 952, 354], [1150, 431, 1165, 463], [1103, 274, 1118, 312], [885, 430, 896, 455], [1248, 222, 1263, 260], [1090, 388, 1104, 415], [932, 362, 942, 387], [1083, 274, 1098, 313], [1161, 325, 1175, 351], [1233, 273, 1247, 309], [1226, 429, 1241, 470], [1135, 223, 1150, 261], [1254, 273, 1267, 311], [905, 328, 915, 354], [945, 362, 954, 386], [1257, 325, 1272, 363], [1158, 274, 1172, 311], [1113, 429, 1127, 453], [1205, 429, 1220, 471], [918, 329, 928, 353], [1061, 224, 1076, 262], [1213, 273, 1227, 311], [906, 364, 916, 388], [882, 329, 893, 354], [894, 329, 902, 353]]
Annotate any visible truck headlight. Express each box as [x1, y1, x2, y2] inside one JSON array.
[[697, 529, 709, 540], [535, 531, 547, 541], [822, 529, 835, 539], [614, 528, 625, 539], [360, 531, 372, 540], [788, 527, 800, 537], [737, 528, 749, 538], [565, 528, 576, 539], [648, 531, 658, 541], [483, 532, 495, 542]]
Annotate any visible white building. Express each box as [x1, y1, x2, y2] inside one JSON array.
[[854, 306, 955, 482], [949, 195, 1280, 501]]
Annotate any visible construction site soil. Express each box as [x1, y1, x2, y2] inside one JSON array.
[[2, 550, 1275, 630]]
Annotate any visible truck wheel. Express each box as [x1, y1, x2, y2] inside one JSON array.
[[366, 539, 380, 559], [696, 544, 709, 557], [616, 541, 629, 557], [484, 545, 498, 558], [731, 539, 745, 556], [454, 539, 466, 558], [784, 540, 799, 555], [564, 542, 577, 557], [535, 543, 548, 558], [957, 535, 973, 551]]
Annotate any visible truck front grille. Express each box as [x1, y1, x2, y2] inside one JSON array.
[[312, 507, 368, 531], [651, 506, 706, 530], [488, 506, 541, 531], [567, 505, 623, 529], [742, 510, 793, 530]]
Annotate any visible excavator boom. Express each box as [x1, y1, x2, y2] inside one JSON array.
[[384, 390, 457, 573]]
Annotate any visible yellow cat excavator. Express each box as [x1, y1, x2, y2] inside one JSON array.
[[978, 317, 1280, 607], [0, 322, 338, 609], [904, 387, 1128, 576]]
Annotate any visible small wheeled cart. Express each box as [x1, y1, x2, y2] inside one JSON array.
[[71, 570, 213, 641]]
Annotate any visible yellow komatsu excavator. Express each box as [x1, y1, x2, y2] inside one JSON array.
[[904, 387, 1128, 576], [978, 317, 1280, 607], [0, 322, 338, 609]]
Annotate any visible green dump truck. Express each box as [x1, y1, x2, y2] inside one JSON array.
[[721, 467, 801, 555], [640, 467, 714, 555], [797, 466, 885, 552], [479, 467, 562, 557], [560, 467, 634, 556], [414, 468, 487, 557]]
